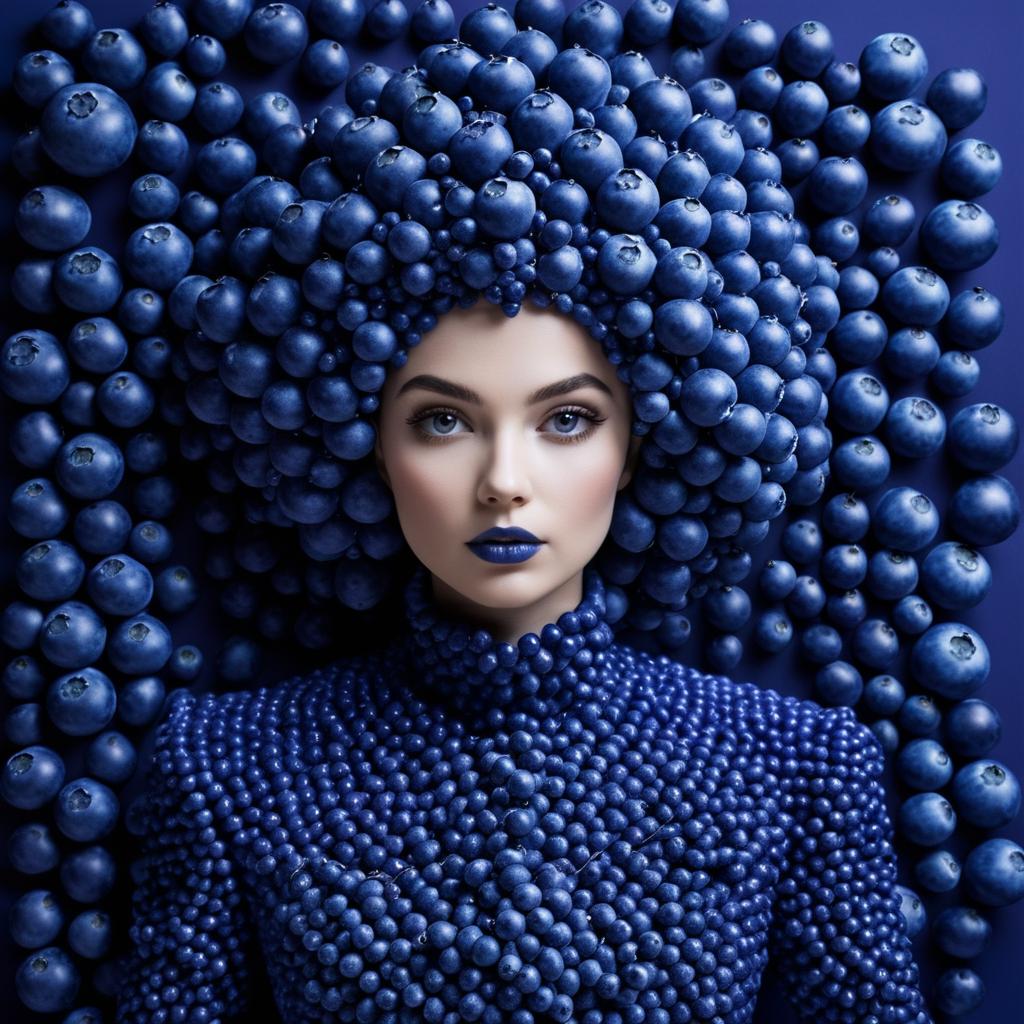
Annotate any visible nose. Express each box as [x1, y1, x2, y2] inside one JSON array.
[[477, 425, 533, 507]]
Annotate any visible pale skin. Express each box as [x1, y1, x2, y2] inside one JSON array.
[[374, 301, 643, 644]]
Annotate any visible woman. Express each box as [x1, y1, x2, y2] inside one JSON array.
[[116, 298, 931, 1023]]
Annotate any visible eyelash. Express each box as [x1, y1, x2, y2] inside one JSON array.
[[406, 405, 607, 445]]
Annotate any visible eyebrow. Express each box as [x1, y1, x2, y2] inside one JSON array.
[[395, 372, 614, 405]]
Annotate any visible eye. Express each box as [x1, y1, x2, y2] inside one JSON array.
[[407, 405, 606, 444], [541, 406, 604, 442], [408, 407, 468, 441]]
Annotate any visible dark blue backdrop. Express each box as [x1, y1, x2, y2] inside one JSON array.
[[1, 1, 1021, 1021]]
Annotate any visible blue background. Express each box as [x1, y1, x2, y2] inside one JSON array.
[[0, 0, 1021, 1020]]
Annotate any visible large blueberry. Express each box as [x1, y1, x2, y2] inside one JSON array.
[[40, 83, 137, 176]]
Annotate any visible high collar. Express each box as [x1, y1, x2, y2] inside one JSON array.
[[399, 564, 616, 725]]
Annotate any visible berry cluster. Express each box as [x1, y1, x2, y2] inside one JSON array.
[[118, 564, 931, 1023], [0, 0, 1021, 1021]]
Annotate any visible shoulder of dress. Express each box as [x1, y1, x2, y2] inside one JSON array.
[[606, 641, 862, 734], [164, 647, 400, 732]]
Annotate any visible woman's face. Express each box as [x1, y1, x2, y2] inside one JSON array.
[[375, 301, 641, 642]]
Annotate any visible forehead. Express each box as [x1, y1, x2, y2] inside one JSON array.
[[388, 301, 617, 394]]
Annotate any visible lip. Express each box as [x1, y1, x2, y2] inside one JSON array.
[[468, 526, 542, 544], [466, 541, 543, 564]]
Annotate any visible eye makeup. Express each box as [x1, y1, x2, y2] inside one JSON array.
[[405, 405, 607, 445]]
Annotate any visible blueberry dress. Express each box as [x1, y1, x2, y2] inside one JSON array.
[[116, 564, 932, 1024]]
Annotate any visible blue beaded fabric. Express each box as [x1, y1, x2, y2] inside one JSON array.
[[117, 564, 931, 1023]]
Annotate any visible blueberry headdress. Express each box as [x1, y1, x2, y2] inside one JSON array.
[[180, 2, 833, 650]]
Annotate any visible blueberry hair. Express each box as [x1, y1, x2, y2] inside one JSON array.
[[184, 34, 832, 647]]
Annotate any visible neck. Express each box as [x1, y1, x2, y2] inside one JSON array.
[[428, 570, 585, 645], [399, 562, 616, 726]]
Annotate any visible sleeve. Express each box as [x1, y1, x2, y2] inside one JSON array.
[[767, 706, 934, 1024], [116, 689, 254, 1024]]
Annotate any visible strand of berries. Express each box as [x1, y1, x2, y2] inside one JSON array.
[[0, 0, 1020, 1020]]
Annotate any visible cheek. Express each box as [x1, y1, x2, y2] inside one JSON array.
[[389, 457, 451, 518], [549, 438, 627, 523]]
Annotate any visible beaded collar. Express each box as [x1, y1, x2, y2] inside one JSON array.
[[399, 563, 616, 724]]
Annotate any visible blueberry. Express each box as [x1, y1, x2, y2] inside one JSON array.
[[780, 19, 834, 78], [41, 1, 96, 50], [8, 478, 69, 542], [883, 327, 939, 379], [892, 595, 933, 636], [680, 115, 743, 176], [128, 174, 181, 221], [821, 60, 861, 104], [136, 119, 189, 174], [185, 34, 228, 79], [14, 945, 80, 1013], [71, 503, 131, 560], [911, 622, 990, 699], [905, 692, 942, 741], [2, 330, 70, 406], [754, 607, 793, 653], [1, 745, 66, 809], [688, 77, 736, 121], [831, 371, 889, 433], [927, 67, 987, 132], [773, 81, 829, 139], [46, 668, 117, 737], [118, 675, 167, 726], [897, 738, 953, 791], [55, 776, 119, 841], [920, 200, 999, 272], [872, 487, 939, 553], [14, 50, 75, 108], [899, 791, 956, 846], [881, 266, 950, 327], [196, 0, 257, 39], [739, 66, 782, 112], [245, 3, 309, 64], [81, 28, 148, 91], [894, 886, 927, 938], [915, 849, 961, 894], [952, 759, 1021, 829], [124, 223, 194, 291], [814, 660, 862, 707], [931, 350, 980, 397], [39, 599, 107, 670], [811, 217, 859, 263], [196, 137, 258, 195], [942, 696, 999, 761], [140, 1, 190, 57], [56, 433, 125, 502], [859, 33, 928, 100], [921, 543, 991, 610], [302, 38, 351, 89], [68, 908, 113, 959], [9, 888, 65, 948], [942, 138, 1002, 197], [871, 101, 947, 173], [12, 258, 58, 315], [800, 624, 842, 665], [16, 540, 85, 603], [947, 403, 1018, 472], [885, 396, 945, 459], [723, 19, 777, 70], [949, 474, 1019, 547], [411, 0, 455, 43], [830, 311, 888, 366], [194, 81, 245, 135], [142, 61, 196, 122], [40, 83, 137, 177], [963, 838, 1024, 908]]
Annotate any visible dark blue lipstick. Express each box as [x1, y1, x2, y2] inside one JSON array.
[[467, 526, 544, 564]]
